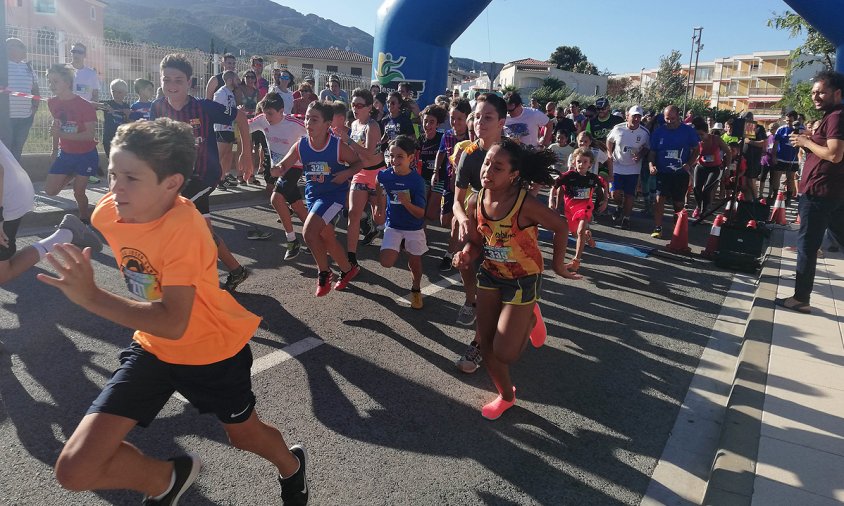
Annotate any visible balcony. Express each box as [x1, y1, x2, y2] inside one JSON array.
[[747, 108, 783, 117], [749, 87, 783, 96]]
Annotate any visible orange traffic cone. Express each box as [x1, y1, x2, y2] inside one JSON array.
[[701, 214, 725, 259], [769, 190, 787, 225], [666, 209, 692, 254]]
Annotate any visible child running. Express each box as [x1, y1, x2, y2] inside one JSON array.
[[38, 118, 308, 505], [453, 138, 580, 420], [249, 92, 308, 259], [43, 64, 99, 223], [342, 88, 386, 261], [373, 135, 428, 309], [551, 147, 608, 272], [0, 140, 101, 285], [149, 53, 253, 292], [272, 101, 363, 296]]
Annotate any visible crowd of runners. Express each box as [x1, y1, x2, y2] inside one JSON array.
[[2, 45, 841, 505]]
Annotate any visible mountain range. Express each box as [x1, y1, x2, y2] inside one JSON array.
[[104, 0, 486, 72]]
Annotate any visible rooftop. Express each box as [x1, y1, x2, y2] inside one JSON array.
[[271, 47, 372, 63]]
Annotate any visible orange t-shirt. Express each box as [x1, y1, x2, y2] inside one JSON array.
[[92, 194, 260, 365]]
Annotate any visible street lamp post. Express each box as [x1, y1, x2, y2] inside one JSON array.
[[683, 26, 703, 117]]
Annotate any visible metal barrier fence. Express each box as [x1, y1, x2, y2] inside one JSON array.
[[6, 25, 370, 154]]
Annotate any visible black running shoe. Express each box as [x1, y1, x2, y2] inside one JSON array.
[[223, 266, 249, 292], [279, 445, 309, 506], [438, 254, 453, 271], [142, 454, 202, 505]]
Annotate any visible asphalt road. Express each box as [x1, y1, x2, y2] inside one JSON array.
[[0, 200, 735, 505]]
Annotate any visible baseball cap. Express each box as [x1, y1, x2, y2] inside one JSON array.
[[712, 122, 724, 131], [595, 97, 610, 109], [627, 105, 645, 117]]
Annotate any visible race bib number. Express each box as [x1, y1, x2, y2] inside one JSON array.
[[61, 121, 79, 134], [573, 187, 591, 200], [483, 245, 511, 262], [702, 154, 715, 163], [305, 161, 330, 183], [665, 150, 680, 160], [390, 189, 410, 204]]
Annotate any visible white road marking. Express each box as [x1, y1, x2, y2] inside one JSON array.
[[395, 274, 461, 304], [172, 337, 324, 403]]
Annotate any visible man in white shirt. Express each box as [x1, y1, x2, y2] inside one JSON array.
[[606, 105, 650, 230], [504, 92, 553, 147], [4, 38, 40, 163], [69, 42, 99, 102]]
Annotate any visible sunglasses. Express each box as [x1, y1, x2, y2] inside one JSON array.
[[352, 102, 369, 109], [71, 49, 85, 54]]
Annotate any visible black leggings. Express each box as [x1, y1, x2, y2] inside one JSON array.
[[693, 164, 720, 211]]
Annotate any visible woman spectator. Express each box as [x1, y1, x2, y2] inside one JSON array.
[[291, 83, 317, 116]]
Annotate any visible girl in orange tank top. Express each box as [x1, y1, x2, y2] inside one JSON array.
[[453, 139, 582, 420]]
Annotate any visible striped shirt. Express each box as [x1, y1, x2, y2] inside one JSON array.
[[7, 60, 37, 118], [437, 129, 469, 179], [149, 96, 237, 187]]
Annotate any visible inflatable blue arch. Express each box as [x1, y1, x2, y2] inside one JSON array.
[[372, 0, 843, 110]]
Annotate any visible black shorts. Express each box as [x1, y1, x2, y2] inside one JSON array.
[[181, 177, 214, 216], [744, 158, 762, 179], [656, 170, 690, 202], [441, 190, 455, 216], [274, 167, 304, 204], [215, 131, 236, 144], [0, 217, 23, 262], [476, 267, 542, 305], [87, 342, 256, 427], [251, 130, 263, 149], [776, 161, 800, 173]]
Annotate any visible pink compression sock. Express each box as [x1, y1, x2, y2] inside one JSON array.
[[529, 303, 547, 348]]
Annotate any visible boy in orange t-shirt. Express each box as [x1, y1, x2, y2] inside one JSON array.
[[37, 118, 309, 505]]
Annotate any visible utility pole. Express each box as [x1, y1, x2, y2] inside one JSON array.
[[683, 26, 703, 117], [0, 2, 9, 145]]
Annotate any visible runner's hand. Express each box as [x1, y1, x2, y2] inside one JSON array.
[[452, 251, 471, 270], [36, 244, 98, 306], [554, 261, 582, 280]]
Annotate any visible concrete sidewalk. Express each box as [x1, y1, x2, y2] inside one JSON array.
[[22, 179, 268, 230], [702, 225, 844, 506], [752, 228, 844, 505]]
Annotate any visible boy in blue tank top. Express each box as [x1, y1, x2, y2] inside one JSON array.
[[272, 102, 363, 296]]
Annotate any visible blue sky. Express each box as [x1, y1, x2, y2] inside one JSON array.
[[272, 0, 804, 73]]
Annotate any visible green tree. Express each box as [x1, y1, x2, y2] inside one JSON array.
[[767, 11, 835, 70], [500, 84, 519, 95], [104, 26, 133, 42], [549, 45, 587, 71], [548, 46, 599, 75], [778, 81, 823, 121], [530, 77, 571, 105], [643, 50, 687, 108]]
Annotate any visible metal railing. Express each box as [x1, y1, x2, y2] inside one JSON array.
[[7, 25, 370, 154]]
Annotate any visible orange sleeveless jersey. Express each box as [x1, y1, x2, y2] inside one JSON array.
[[476, 188, 544, 279]]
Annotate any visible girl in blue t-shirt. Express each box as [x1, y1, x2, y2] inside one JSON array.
[[374, 135, 428, 309]]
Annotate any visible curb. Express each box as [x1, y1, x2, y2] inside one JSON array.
[[701, 228, 784, 505]]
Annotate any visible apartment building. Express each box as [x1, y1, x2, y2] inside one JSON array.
[[616, 51, 826, 121]]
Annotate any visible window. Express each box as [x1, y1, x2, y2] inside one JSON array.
[[302, 63, 313, 70], [131, 57, 143, 72], [326, 65, 338, 73], [17, 0, 23, 7], [34, 0, 56, 14], [351, 67, 362, 76], [90, 6, 96, 20]]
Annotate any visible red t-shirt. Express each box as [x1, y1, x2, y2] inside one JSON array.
[[48, 95, 98, 154], [800, 104, 844, 199]]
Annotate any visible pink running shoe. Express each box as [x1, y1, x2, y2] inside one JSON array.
[[334, 264, 361, 291], [529, 303, 547, 348], [482, 387, 516, 420], [692, 207, 701, 219], [315, 272, 335, 297]]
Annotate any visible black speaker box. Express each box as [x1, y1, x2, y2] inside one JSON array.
[[731, 200, 771, 225], [715, 224, 769, 272]]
